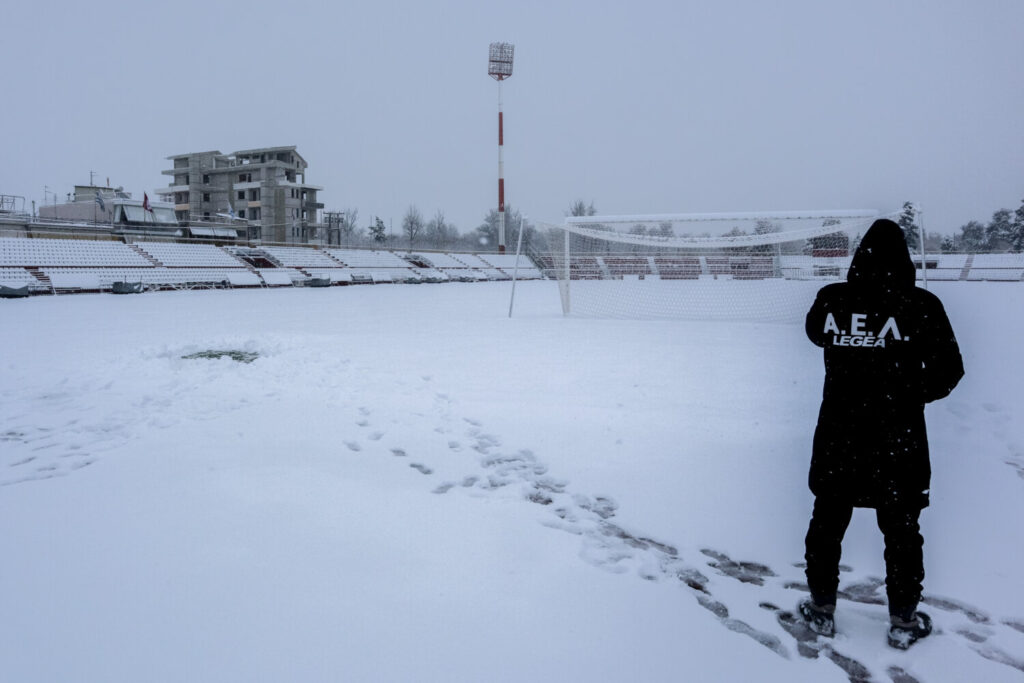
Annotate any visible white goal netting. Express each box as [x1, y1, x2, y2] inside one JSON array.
[[538, 210, 881, 323]]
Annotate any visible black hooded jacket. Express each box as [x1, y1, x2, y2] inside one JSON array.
[[805, 219, 964, 508]]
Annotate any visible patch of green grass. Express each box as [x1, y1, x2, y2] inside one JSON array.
[[181, 350, 259, 364]]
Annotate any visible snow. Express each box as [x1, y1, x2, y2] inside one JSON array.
[[1, 281, 1022, 682]]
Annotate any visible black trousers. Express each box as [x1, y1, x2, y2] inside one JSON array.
[[804, 496, 924, 614]]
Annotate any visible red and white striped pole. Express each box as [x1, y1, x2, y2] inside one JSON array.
[[497, 79, 506, 254], [488, 42, 514, 254]]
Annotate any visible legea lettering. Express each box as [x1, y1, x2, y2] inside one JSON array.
[[823, 312, 905, 349]]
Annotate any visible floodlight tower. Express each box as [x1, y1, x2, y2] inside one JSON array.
[[488, 42, 514, 253]]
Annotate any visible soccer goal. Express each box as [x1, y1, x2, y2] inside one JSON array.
[[539, 210, 880, 323]]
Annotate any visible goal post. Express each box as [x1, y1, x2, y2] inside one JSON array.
[[539, 210, 881, 323]]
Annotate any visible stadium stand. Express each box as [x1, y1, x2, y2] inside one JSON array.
[[967, 253, 1024, 281], [257, 269, 303, 286], [408, 251, 510, 281], [476, 253, 545, 279], [704, 255, 775, 280], [654, 256, 703, 280], [134, 241, 246, 268], [328, 249, 428, 283], [0, 266, 43, 287], [262, 246, 343, 269], [409, 252, 464, 268], [603, 256, 653, 278], [917, 254, 968, 281], [0, 237, 153, 267], [6, 233, 1020, 298], [439, 253, 508, 280], [41, 267, 262, 292]]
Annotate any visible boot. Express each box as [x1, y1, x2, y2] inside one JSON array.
[[888, 610, 932, 650], [798, 598, 836, 637]]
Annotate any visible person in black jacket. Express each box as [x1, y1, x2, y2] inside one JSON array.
[[799, 218, 964, 649]]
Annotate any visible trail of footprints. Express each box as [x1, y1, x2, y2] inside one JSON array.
[[1, 424, 101, 486], [341, 399, 1024, 682], [948, 400, 1024, 483]]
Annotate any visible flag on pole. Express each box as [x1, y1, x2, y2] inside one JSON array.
[[143, 192, 153, 213], [94, 190, 106, 212], [226, 197, 236, 219]]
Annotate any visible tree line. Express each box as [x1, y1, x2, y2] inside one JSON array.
[[325, 194, 1024, 255], [325, 205, 540, 254], [941, 197, 1024, 253]]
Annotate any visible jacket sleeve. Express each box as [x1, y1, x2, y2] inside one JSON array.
[[805, 286, 833, 348], [920, 298, 964, 403]]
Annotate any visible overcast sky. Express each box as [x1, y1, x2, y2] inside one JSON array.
[[2, 0, 1021, 236]]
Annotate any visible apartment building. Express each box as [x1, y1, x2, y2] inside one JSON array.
[[161, 146, 324, 243]]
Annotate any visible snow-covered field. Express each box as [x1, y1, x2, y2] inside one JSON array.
[[1, 280, 1022, 682]]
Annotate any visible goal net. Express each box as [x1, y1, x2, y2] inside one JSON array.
[[538, 210, 880, 323]]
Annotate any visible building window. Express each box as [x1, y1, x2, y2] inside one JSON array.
[[203, 211, 210, 219], [202, 174, 210, 184], [203, 193, 211, 202], [238, 209, 246, 219], [237, 191, 245, 200], [249, 189, 260, 201]]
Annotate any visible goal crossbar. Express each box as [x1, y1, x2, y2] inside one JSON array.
[[542, 209, 887, 322], [562, 210, 881, 250]]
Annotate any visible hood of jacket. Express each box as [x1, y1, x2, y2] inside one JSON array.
[[847, 218, 916, 288]]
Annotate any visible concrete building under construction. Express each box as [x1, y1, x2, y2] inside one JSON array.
[[161, 146, 324, 243]]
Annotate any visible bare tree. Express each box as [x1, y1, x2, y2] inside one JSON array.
[[402, 205, 424, 249], [568, 199, 597, 217], [426, 209, 457, 249], [340, 208, 360, 245]]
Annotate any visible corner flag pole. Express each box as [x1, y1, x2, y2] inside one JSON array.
[[918, 206, 928, 290], [508, 213, 525, 318]]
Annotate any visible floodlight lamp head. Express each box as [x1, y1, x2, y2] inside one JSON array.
[[488, 42, 514, 81]]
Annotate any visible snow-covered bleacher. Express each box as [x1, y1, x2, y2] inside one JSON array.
[[967, 254, 1024, 281], [327, 249, 410, 268], [408, 251, 510, 280], [477, 253, 544, 279], [326, 249, 422, 283], [14, 233, 1020, 298], [1, 237, 152, 267], [0, 267, 42, 287], [303, 269, 352, 284], [257, 268, 304, 286], [262, 246, 342, 269], [778, 255, 851, 280], [410, 252, 466, 268], [42, 267, 262, 291], [918, 254, 968, 281], [134, 241, 245, 268], [445, 253, 507, 280]]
